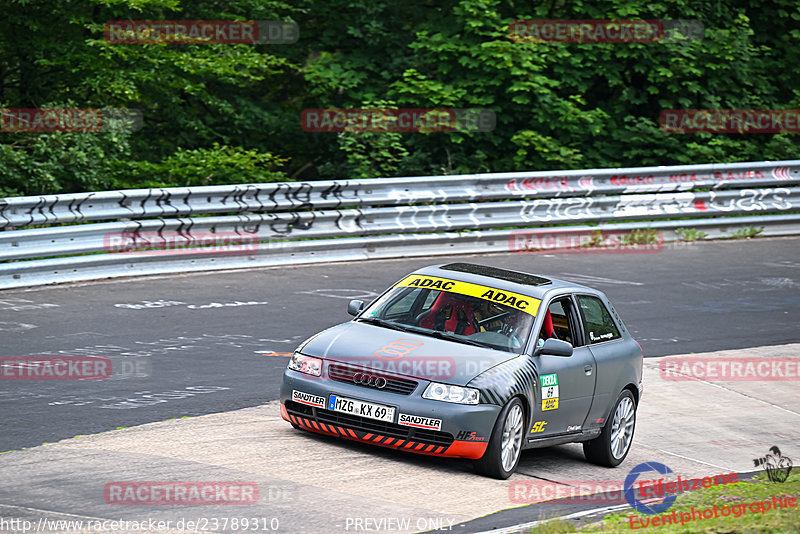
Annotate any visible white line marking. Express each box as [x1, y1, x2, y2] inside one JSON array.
[[645, 361, 800, 418], [638, 444, 734, 471], [0, 503, 106, 521], [472, 503, 631, 534], [559, 273, 644, 286]]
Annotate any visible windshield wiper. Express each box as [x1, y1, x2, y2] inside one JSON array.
[[403, 326, 488, 348], [359, 318, 493, 349], [357, 317, 411, 333]]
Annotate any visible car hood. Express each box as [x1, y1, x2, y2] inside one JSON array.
[[298, 322, 519, 386]]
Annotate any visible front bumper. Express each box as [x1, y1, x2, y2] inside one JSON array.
[[280, 367, 500, 460]]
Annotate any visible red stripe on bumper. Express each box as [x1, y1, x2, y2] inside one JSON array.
[[442, 440, 488, 459], [284, 411, 489, 460], [280, 403, 291, 422]]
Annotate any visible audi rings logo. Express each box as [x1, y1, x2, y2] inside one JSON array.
[[352, 372, 387, 389], [375, 339, 424, 360]]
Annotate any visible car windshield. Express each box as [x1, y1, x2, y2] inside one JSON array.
[[359, 284, 536, 353]]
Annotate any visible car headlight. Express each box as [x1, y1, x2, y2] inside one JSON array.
[[423, 382, 480, 404], [288, 353, 322, 377]]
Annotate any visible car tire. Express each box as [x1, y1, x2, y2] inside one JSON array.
[[583, 389, 636, 467], [473, 397, 525, 479]]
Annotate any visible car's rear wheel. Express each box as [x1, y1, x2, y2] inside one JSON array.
[[583, 389, 636, 467], [474, 397, 524, 479]]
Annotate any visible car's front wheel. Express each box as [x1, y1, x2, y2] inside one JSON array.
[[474, 397, 525, 479], [584, 389, 636, 467]]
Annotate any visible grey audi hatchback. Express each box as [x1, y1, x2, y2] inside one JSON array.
[[280, 263, 643, 479]]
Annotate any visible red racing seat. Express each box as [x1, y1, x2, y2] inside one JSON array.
[[542, 310, 556, 339], [418, 293, 477, 335]]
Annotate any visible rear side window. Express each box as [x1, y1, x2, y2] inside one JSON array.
[[577, 295, 621, 344]]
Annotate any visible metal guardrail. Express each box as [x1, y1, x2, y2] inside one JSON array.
[[1, 160, 799, 289]]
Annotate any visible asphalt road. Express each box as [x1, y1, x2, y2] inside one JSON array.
[[2, 236, 799, 452], [2, 345, 798, 534]]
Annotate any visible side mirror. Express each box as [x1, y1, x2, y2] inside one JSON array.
[[534, 338, 573, 357], [347, 299, 365, 316]]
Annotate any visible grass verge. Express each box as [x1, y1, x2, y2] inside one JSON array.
[[525, 471, 799, 534]]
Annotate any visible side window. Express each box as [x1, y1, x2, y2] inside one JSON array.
[[420, 290, 439, 311], [383, 289, 422, 319], [577, 295, 621, 344], [540, 297, 575, 346]]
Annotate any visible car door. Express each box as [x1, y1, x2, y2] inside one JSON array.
[[576, 293, 632, 425], [531, 295, 598, 437]]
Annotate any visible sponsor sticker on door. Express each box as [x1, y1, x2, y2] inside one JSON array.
[[542, 398, 559, 411], [543, 385, 559, 399], [540, 373, 560, 410], [530, 421, 548, 433], [540, 374, 558, 387]]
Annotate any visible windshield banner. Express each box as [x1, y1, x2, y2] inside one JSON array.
[[394, 275, 541, 315]]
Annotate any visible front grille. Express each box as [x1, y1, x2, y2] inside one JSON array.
[[328, 363, 418, 395], [285, 400, 454, 447]]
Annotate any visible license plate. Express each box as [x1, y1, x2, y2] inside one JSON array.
[[328, 395, 395, 422]]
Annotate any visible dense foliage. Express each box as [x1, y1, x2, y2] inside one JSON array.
[[1, 0, 798, 196]]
